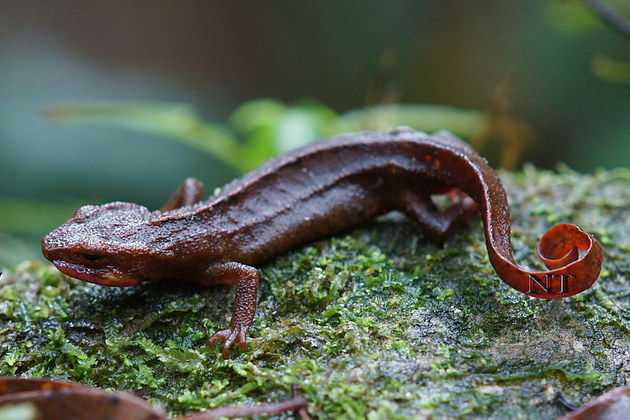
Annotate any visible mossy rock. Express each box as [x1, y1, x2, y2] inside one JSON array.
[[0, 166, 628, 419]]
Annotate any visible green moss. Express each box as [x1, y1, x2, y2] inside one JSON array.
[[0, 167, 628, 418]]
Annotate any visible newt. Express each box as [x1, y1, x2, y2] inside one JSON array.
[[41, 128, 603, 358]]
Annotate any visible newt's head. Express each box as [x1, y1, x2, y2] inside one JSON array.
[[42, 202, 166, 287]]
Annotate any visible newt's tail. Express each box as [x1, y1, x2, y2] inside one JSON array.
[[433, 133, 603, 299], [486, 221, 603, 298], [477, 165, 603, 298]]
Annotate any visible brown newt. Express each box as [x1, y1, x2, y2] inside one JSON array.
[[41, 128, 603, 358]]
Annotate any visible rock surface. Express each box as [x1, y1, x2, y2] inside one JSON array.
[[0, 166, 628, 418]]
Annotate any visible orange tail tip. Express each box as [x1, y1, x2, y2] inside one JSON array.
[[490, 223, 603, 299]]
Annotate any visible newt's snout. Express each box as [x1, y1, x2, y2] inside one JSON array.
[[41, 229, 141, 287]]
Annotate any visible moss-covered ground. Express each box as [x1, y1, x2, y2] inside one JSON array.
[[0, 166, 628, 419]]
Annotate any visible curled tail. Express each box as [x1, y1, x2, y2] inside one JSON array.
[[430, 132, 604, 299], [476, 163, 603, 299], [486, 222, 603, 298]]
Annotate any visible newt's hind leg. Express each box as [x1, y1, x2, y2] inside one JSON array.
[[401, 190, 477, 244], [205, 262, 260, 359], [160, 177, 204, 211]]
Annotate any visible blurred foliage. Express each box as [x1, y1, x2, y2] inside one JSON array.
[[49, 99, 531, 174], [0, 199, 86, 266], [547, 0, 630, 83], [0, 234, 41, 267], [547, 0, 630, 35], [0, 199, 84, 236], [591, 54, 630, 83], [545, 0, 604, 34], [47, 103, 250, 174], [48, 100, 338, 174]]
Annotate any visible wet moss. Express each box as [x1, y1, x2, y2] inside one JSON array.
[[0, 166, 628, 418]]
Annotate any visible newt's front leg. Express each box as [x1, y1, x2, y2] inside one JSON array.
[[205, 262, 260, 359], [160, 177, 204, 212]]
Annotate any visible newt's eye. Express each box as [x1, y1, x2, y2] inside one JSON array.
[[81, 253, 105, 263]]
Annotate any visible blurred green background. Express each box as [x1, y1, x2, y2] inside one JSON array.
[[0, 0, 628, 263]]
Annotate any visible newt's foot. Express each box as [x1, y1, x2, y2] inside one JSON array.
[[208, 324, 248, 359]]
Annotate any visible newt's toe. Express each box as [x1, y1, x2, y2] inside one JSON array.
[[208, 325, 249, 359]]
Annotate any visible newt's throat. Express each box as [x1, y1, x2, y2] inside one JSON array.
[[52, 260, 140, 287]]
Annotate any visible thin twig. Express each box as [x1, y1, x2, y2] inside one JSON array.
[[583, 0, 630, 39], [178, 385, 310, 420]]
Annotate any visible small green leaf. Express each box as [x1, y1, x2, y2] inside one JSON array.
[[48, 103, 248, 172], [334, 104, 486, 137], [592, 55, 630, 84]]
